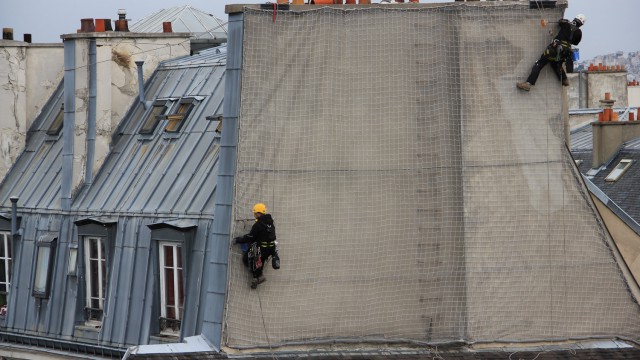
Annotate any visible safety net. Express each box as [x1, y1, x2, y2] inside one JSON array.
[[224, 2, 640, 349]]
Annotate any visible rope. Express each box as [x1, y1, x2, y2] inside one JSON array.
[[257, 288, 278, 360]]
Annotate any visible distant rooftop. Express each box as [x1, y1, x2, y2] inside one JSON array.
[[130, 5, 227, 49]]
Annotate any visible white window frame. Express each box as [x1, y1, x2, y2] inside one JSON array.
[[605, 159, 633, 182], [0, 231, 11, 304], [158, 241, 184, 334], [84, 236, 106, 324]]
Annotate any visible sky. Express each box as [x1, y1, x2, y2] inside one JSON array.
[[1, 0, 638, 61]]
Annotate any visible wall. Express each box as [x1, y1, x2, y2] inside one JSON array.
[[587, 71, 629, 108], [591, 195, 640, 286], [0, 41, 63, 182], [568, 71, 629, 109], [629, 85, 640, 107]]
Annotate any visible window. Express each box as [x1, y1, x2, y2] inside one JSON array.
[[605, 159, 633, 182], [85, 236, 106, 323], [32, 235, 57, 298], [0, 231, 11, 314], [165, 99, 194, 133], [139, 100, 169, 134], [47, 105, 64, 136], [159, 242, 184, 334]]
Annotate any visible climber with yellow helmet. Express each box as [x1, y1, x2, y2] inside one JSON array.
[[517, 14, 586, 91], [233, 203, 280, 289]]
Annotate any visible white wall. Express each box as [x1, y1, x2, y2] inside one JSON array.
[[0, 41, 63, 181]]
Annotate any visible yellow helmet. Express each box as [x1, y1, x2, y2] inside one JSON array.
[[252, 203, 267, 214]]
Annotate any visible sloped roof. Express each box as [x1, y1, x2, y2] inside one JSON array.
[[571, 124, 640, 230], [72, 46, 226, 216], [130, 5, 227, 41], [0, 81, 64, 210]]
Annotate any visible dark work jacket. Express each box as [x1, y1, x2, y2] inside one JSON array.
[[545, 19, 582, 63], [237, 214, 277, 249], [555, 19, 582, 46]]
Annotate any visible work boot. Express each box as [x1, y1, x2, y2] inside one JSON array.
[[251, 277, 259, 289], [562, 78, 570, 86], [272, 256, 280, 270], [516, 81, 531, 91], [258, 275, 266, 284]]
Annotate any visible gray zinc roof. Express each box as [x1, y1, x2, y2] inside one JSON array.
[[0, 81, 64, 210], [130, 6, 227, 42], [73, 46, 226, 216]]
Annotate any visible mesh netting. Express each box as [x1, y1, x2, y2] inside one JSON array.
[[224, 3, 640, 348]]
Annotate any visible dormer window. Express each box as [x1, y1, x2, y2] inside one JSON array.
[[605, 159, 633, 182], [165, 99, 194, 133]]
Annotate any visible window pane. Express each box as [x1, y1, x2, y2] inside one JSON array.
[[178, 268, 184, 308], [176, 246, 182, 268], [89, 238, 98, 259], [33, 247, 50, 293], [0, 238, 5, 257], [90, 258, 99, 299], [164, 245, 173, 267], [47, 108, 64, 136], [140, 105, 166, 134]]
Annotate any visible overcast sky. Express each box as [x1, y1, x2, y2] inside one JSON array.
[[1, 0, 638, 60]]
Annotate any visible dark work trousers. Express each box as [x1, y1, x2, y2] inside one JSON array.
[[253, 246, 277, 278], [526, 55, 567, 85]]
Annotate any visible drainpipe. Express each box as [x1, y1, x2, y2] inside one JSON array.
[[62, 39, 76, 211], [10, 197, 18, 237], [86, 39, 97, 185], [135, 61, 148, 109], [578, 70, 582, 109]]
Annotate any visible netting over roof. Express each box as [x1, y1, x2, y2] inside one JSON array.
[[223, 3, 640, 349]]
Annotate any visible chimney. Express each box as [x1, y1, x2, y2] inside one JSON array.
[[23, 33, 32, 43], [2, 27, 13, 40], [114, 9, 129, 32], [162, 22, 172, 33], [591, 92, 640, 168]]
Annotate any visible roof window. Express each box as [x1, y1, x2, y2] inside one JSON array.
[[139, 100, 170, 135], [165, 99, 195, 133], [46, 105, 64, 136], [605, 159, 633, 182]]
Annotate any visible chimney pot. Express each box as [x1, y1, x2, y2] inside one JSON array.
[[95, 19, 106, 32], [103, 19, 113, 31], [80, 18, 95, 33], [2, 28, 13, 40]]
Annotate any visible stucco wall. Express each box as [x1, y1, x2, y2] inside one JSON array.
[[587, 71, 629, 108], [629, 85, 640, 107], [0, 42, 63, 182], [25, 45, 65, 126], [592, 195, 640, 286]]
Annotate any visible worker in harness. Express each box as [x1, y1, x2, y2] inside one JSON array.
[[517, 14, 585, 91], [234, 203, 280, 289]]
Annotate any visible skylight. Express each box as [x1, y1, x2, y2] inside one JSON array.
[[165, 99, 194, 133], [46, 106, 64, 136], [139, 100, 169, 134], [605, 159, 633, 182]]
